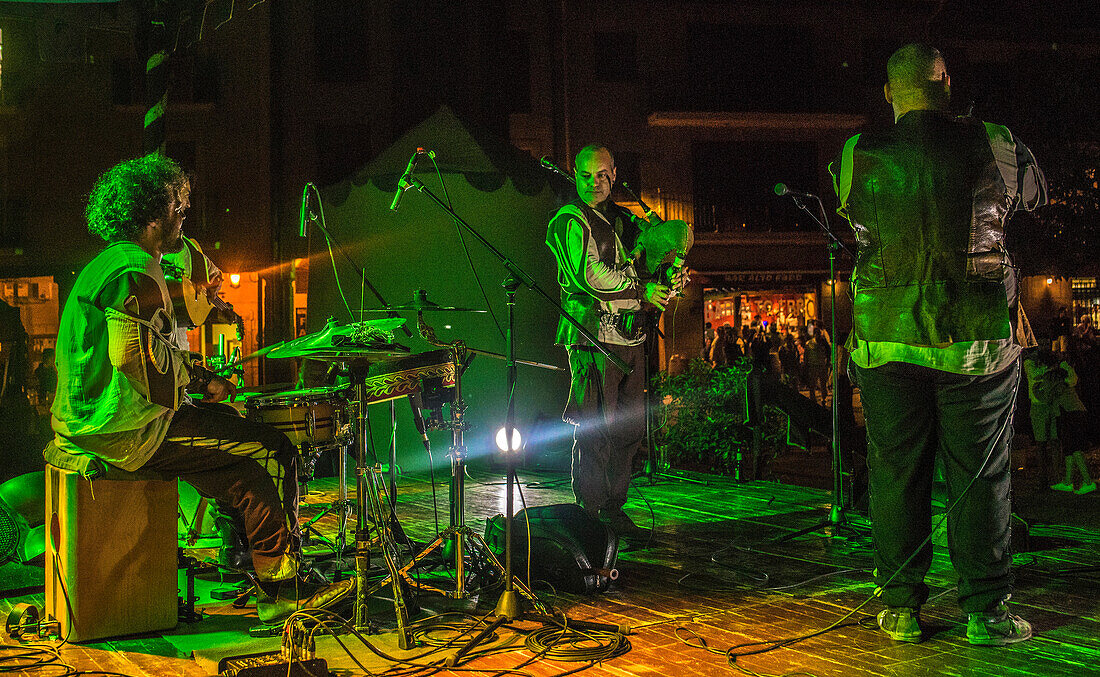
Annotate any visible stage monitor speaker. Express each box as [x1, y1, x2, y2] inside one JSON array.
[[485, 503, 618, 595]]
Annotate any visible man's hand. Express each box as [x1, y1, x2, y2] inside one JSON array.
[[669, 268, 690, 296], [644, 282, 671, 311], [198, 269, 223, 293], [203, 375, 236, 403]]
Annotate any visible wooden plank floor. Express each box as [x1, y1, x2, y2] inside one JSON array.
[[2, 444, 1098, 676]]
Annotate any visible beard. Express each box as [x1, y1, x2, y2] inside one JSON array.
[[163, 231, 186, 254]]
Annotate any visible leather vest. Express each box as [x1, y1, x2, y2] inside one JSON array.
[[834, 111, 1025, 346]]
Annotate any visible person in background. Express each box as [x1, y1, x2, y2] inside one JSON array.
[[1050, 306, 1072, 355], [1023, 350, 1066, 485], [1042, 355, 1096, 494], [802, 323, 831, 405], [699, 323, 717, 365]]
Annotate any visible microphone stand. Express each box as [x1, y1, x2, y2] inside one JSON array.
[[399, 175, 630, 659], [773, 193, 860, 542], [303, 186, 412, 338], [405, 175, 630, 375]]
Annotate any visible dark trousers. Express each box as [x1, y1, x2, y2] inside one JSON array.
[[564, 343, 646, 515], [141, 402, 301, 581], [853, 359, 1019, 613]]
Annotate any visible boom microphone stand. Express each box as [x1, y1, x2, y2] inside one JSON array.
[[772, 184, 860, 542], [394, 168, 632, 660]]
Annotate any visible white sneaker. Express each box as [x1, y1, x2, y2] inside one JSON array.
[[1075, 482, 1097, 495]]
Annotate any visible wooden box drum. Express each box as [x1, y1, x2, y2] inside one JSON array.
[[245, 386, 346, 448]]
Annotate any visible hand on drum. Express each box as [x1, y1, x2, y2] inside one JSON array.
[[203, 374, 237, 403]]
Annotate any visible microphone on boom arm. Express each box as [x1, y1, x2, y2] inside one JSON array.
[[390, 148, 435, 212], [539, 156, 575, 184], [773, 183, 818, 200]]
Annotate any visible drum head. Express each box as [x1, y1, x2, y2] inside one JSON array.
[[246, 385, 348, 408]]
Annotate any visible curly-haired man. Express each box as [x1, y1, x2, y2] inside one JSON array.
[[52, 154, 352, 623]]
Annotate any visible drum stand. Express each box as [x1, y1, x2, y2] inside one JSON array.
[[299, 439, 354, 574], [347, 376, 414, 648], [388, 314, 542, 609]]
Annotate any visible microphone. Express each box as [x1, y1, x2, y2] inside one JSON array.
[[773, 183, 818, 200], [408, 392, 431, 452], [298, 182, 314, 237], [539, 156, 575, 183], [390, 148, 433, 212]]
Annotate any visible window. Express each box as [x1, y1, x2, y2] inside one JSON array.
[[692, 140, 818, 232], [594, 32, 637, 82], [314, 0, 369, 84], [110, 57, 137, 105], [685, 23, 816, 111]]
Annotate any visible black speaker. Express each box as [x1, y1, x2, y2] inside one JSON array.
[[0, 496, 29, 565], [485, 503, 619, 595]]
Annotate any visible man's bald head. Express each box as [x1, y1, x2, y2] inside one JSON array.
[[574, 144, 616, 207], [884, 44, 950, 120], [574, 144, 615, 169]]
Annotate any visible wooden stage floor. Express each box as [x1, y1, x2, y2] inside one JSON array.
[[2, 451, 1098, 676]]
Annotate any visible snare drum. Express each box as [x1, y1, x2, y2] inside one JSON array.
[[361, 349, 456, 406], [245, 386, 346, 448]]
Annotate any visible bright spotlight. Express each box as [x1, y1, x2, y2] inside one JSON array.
[[229, 273, 241, 287], [495, 426, 522, 452]]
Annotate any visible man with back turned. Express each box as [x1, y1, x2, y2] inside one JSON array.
[[831, 44, 1046, 645]]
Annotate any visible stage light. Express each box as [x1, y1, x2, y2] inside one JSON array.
[[1047, 278, 1053, 285], [495, 426, 522, 452], [229, 273, 241, 287]]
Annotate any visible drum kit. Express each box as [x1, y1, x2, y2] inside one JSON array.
[[233, 289, 547, 641]]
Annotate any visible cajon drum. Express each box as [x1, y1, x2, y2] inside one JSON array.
[[45, 464, 178, 642]]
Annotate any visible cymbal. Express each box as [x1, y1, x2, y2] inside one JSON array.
[[261, 317, 411, 361], [355, 302, 487, 314], [267, 346, 410, 361], [355, 289, 486, 314]]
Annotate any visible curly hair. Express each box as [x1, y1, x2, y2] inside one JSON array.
[[86, 154, 188, 244]]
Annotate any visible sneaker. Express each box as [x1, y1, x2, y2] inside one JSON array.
[[966, 604, 1033, 646], [1050, 482, 1075, 492], [876, 607, 922, 643], [256, 577, 354, 624], [1076, 482, 1097, 495]]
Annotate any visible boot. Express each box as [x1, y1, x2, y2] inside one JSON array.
[[215, 514, 253, 570], [255, 576, 354, 624]]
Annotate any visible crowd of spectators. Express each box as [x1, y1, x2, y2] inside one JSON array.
[[703, 316, 834, 405]]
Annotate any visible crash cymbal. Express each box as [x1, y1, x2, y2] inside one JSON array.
[[260, 317, 411, 361], [354, 289, 487, 314]]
